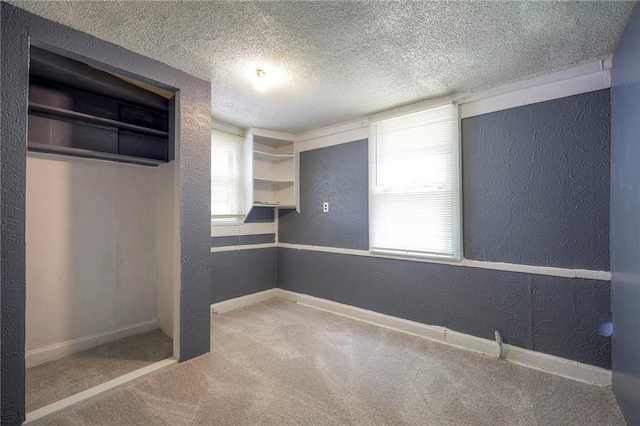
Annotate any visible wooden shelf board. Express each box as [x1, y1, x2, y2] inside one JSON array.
[[253, 203, 296, 209], [28, 143, 165, 167], [254, 150, 294, 162], [254, 177, 294, 185], [29, 103, 168, 137]]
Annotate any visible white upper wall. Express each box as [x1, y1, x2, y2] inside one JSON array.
[[26, 152, 160, 351]]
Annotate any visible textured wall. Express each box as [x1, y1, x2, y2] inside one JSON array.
[[1, 6, 28, 423], [278, 139, 369, 249], [277, 95, 613, 370], [611, 5, 640, 424], [1, 4, 211, 423], [278, 248, 611, 368], [462, 90, 611, 270], [211, 248, 277, 304], [211, 234, 275, 248]]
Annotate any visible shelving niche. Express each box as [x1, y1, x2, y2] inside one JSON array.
[[244, 128, 298, 220]]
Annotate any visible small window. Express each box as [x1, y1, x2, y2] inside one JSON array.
[[369, 103, 461, 260], [211, 128, 243, 224]]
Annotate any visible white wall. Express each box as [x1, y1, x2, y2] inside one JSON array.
[[26, 152, 161, 356], [157, 161, 175, 338]]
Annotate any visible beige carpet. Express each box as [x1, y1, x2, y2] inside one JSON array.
[[39, 299, 623, 425], [27, 328, 173, 412]]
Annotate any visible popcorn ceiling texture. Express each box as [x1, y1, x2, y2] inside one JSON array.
[[7, 1, 636, 133]]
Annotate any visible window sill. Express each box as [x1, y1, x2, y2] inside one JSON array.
[[369, 248, 461, 263]]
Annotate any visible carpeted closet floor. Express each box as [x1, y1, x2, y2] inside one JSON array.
[[38, 298, 623, 425], [27, 328, 173, 412]]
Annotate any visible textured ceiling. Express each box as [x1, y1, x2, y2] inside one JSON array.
[[8, 1, 636, 133]]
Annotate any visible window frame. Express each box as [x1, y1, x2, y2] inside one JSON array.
[[368, 103, 463, 261], [210, 127, 245, 226]]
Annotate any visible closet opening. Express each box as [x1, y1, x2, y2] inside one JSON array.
[[25, 44, 179, 415]]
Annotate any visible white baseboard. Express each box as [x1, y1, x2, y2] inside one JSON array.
[[26, 319, 161, 368], [274, 289, 612, 387], [24, 358, 177, 425], [208, 288, 611, 387], [211, 288, 278, 314]]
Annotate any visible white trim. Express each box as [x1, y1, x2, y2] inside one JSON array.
[[296, 58, 612, 152], [275, 289, 612, 387], [211, 288, 278, 314], [211, 221, 276, 237], [252, 127, 297, 142], [276, 243, 611, 281], [24, 358, 177, 425], [210, 243, 277, 253], [460, 70, 610, 119], [212, 120, 243, 136], [298, 125, 370, 153], [26, 319, 160, 368]]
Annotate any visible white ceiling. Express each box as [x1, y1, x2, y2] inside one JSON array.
[[9, 1, 636, 133]]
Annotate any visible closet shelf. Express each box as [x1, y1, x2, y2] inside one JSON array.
[[253, 150, 294, 162], [29, 102, 169, 137], [28, 143, 165, 167], [253, 203, 296, 209]]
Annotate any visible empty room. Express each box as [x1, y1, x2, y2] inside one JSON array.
[[0, 1, 639, 425]]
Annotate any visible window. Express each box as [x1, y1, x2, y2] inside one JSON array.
[[369, 103, 461, 260], [211, 128, 243, 224]]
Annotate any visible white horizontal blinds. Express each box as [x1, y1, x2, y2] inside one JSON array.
[[370, 103, 460, 259], [211, 128, 243, 217]]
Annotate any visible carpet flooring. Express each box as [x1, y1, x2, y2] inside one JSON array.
[[27, 328, 173, 413], [38, 298, 624, 425]]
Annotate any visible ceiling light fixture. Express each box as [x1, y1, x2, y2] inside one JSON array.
[[254, 68, 268, 92], [250, 65, 286, 93]]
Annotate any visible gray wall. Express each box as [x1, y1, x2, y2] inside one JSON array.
[[463, 90, 611, 270], [211, 234, 276, 303], [278, 91, 612, 369], [278, 248, 611, 367], [278, 140, 369, 250], [0, 5, 211, 424], [611, 4, 640, 424]]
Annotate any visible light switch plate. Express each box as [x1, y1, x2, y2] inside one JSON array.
[[323, 202, 329, 212]]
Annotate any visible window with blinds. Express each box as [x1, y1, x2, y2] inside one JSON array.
[[369, 103, 461, 259], [211, 128, 243, 223]]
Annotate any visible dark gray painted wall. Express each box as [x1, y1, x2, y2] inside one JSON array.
[[1, 8, 28, 424], [611, 5, 640, 424], [278, 139, 369, 250], [211, 233, 275, 247], [462, 90, 611, 270], [211, 248, 277, 303], [0, 6, 3, 418], [245, 206, 275, 223], [277, 93, 612, 369], [1, 5, 211, 423], [278, 248, 611, 368]]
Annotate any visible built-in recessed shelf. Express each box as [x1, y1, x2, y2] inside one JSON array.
[[254, 177, 294, 186], [27, 46, 173, 166], [253, 150, 294, 162], [244, 128, 298, 222], [29, 103, 169, 137]]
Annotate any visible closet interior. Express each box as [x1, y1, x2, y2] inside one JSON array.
[[25, 45, 178, 413]]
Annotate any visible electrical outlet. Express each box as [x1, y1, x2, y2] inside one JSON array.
[[323, 202, 329, 212]]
